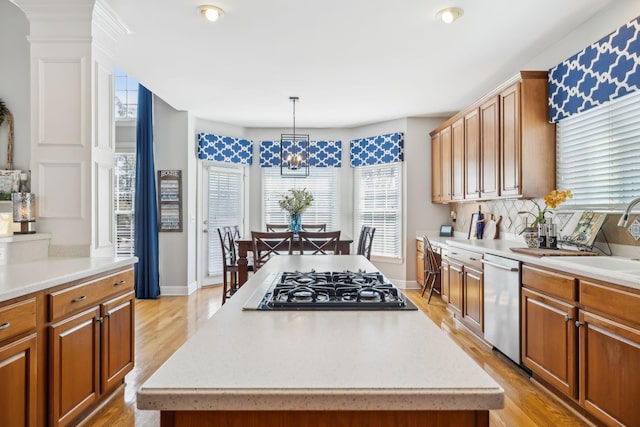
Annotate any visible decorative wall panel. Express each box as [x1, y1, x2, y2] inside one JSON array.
[[349, 132, 404, 167], [549, 16, 640, 122], [197, 133, 253, 165], [259, 140, 342, 167], [38, 162, 85, 219]]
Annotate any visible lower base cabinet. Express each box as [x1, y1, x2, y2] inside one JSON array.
[[0, 334, 37, 427], [522, 264, 640, 426]]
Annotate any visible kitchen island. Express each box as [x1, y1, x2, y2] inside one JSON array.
[[137, 255, 504, 426]]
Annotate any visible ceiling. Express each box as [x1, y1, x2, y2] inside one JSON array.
[[105, 0, 617, 129]]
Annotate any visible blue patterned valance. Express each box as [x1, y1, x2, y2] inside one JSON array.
[[349, 132, 404, 167], [259, 140, 342, 167], [197, 133, 253, 165], [549, 16, 640, 123]]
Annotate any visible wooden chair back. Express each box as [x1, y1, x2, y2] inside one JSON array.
[[357, 226, 375, 260], [421, 235, 442, 303], [251, 231, 294, 269], [301, 223, 326, 232], [297, 231, 341, 255], [217, 227, 238, 304], [266, 224, 289, 232]]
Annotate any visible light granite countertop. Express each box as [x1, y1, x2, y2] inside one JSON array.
[[137, 255, 504, 411], [419, 234, 640, 291], [0, 256, 138, 302]]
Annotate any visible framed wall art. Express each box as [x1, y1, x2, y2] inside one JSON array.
[[157, 170, 182, 232]]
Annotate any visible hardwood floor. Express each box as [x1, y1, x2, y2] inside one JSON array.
[[84, 285, 593, 426]]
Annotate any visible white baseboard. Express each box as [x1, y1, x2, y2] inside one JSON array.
[[160, 281, 198, 296]]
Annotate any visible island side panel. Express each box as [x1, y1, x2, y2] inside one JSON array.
[[160, 409, 489, 427]]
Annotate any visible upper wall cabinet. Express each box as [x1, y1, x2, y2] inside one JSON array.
[[430, 71, 556, 203]]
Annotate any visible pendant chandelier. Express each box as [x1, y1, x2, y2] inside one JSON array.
[[280, 96, 309, 177]]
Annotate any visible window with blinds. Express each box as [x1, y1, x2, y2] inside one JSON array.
[[262, 168, 338, 230], [114, 152, 136, 257], [557, 89, 640, 207], [207, 166, 244, 278], [354, 163, 402, 260]]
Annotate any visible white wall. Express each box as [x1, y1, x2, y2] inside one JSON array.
[[0, 0, 30, 172]]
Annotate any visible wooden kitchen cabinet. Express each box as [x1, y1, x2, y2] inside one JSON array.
[[445, 247, 483, 336], [450, 117, 465, 201], [440, 257, 449, 303], [521, 264, 578, 399], [48, 268, 135, 427], [577, 279, 640, 427], [431, 127, 452, 203], [0, 296, 38, 427], [429, 71, 555, 203], [479, 96, 500, 199], [500, 73, 556, 198]]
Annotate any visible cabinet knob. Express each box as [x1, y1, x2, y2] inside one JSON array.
[[96, 317, 104, 324], [115, 280, 126, 286], [564, 315, 572, 322], [72, 295, 87, 303], [0, 321, 10, 331], [575, 321, 584, 328]]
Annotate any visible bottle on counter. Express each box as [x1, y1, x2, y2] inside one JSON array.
[[548, 222, 558, 249], [538, 220, 547, 248], [476, 205, 484, 240]]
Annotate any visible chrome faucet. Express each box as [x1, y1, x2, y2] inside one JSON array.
[[617, 197, 640, 228]]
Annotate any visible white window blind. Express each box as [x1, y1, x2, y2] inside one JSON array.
[[114, 152, 136, 257], [262, 168, 338, 230], [207, 167, 244, 277], [557, 89, 640, 207], [354, 163, 402, 259]]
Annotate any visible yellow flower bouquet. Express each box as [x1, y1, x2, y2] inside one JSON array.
[[519, 189, 573, 229]]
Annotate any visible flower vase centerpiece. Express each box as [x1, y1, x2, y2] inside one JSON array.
[[279, 188, 313, 235], [518, 189, 572, 248]]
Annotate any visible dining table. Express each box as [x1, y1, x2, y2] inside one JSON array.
[[236, 233, 353, 286]]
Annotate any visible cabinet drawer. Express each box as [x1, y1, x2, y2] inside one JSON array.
[[522, 264, 576, 301], [447, 247, 483, 270], [49, 269, 134, 321], [0, 298, 37, 343], [580, 279, 640, 327]]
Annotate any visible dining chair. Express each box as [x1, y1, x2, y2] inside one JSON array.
[[356, 226, 375, 260], [301, 223, 326, 232], [251, 231, 294, 270], [421, 234, 442, 303], [265, 224, 289, 232], [297, 230, 341, 254], [217, 227, 240, 305]]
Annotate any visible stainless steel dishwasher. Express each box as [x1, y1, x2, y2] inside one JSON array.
[[482, 253, 521, 364]]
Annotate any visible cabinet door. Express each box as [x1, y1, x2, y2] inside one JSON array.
[[448, 259, 463, 315], [463, 267, 483, 335], [416, 252, 425, 288], [50, 307, 101, 427], [579, 311, 640, 427], [450, 117, 465, 201], [101, 292, 135, 393], [500, 83, 521, 197], [440, 258, 449, 303], [431, 133, 442, 203], [464, 108, 480, 199], [479, 96, 500, 198], [440, 126, 452, 202], [0, 334, 37, 427], [522, 288, 577, 399]]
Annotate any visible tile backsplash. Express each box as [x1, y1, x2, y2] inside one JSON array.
[[450, 199, 640, 253]]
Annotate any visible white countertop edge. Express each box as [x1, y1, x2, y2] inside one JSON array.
[[0, 256, 138, 302], [136, 387, 505, 411]]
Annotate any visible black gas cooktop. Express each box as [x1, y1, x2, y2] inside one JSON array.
[[256, 270, 417, 311]]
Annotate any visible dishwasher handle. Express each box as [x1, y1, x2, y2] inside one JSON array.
[[481, 259, 519, 272]]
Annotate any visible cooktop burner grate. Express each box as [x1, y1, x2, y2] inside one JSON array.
[[258, 270, 417, 311]]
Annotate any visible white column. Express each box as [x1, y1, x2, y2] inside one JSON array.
[[14, 0, 127, 256]]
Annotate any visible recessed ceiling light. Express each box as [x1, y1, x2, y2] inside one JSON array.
[[199, 5, 224, 22], [437, 7, 464, 24]]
